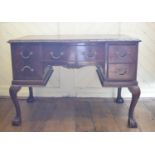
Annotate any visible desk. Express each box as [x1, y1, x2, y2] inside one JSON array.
[[8, 35, 141, 128]]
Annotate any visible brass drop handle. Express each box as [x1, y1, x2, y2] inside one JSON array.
[[21, 66, 34, 72], [83, 50, 96, 58], [50, 51, 64, 59], [118, 68, 127, 75], [117, 51, 127, 58], [20, 51, 33, 59]]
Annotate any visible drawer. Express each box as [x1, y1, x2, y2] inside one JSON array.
[[42, 44, 76, 63], [108, 64, 136, 81], [11, 44, 43, 80], [76, 45, 105, 64], [11, 44, 42, 60], [42, 44, 105, 66], [108, 45, 137, 63]]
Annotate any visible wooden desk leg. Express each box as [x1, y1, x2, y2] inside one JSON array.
[[27, 87, 35, 103], [128, 85, 141, 128], [115, 87, 124, 104], [9, 85, 21, 126]]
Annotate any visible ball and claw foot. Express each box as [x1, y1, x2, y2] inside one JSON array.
[[128, 118, 138, 128], [12, 116, 21, 126], [115, 97, 124, 104], [26, 96, 35, 103]]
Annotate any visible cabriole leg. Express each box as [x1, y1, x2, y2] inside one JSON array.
[[128, 85, 141, 128], [9, 85, 21, 126], [115, 87, 124, 104]]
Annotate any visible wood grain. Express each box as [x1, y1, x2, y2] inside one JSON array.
[[0, 97, 155, 132], [0, 23, 155, 98]]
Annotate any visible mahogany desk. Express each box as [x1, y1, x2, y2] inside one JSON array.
[[8, 35, 141, 128]]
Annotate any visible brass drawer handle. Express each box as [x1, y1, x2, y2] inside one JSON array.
[[117, 68, 127, 75], [83, 51, 96, 58], [50, 51, 64, 59], [20, 51, 33, 59], [117, 51, 127, 58], [21, 66, 34, 72]]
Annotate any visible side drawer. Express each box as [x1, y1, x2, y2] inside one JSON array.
[[11, 43, 43, 80], [108, 64, 136, 81], [108, 44, 137, 63]]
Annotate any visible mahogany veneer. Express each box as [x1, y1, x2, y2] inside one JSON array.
[[8, 35, 141, 128]]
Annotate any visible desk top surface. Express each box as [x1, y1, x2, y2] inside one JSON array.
[[8, 35, 141, 43]]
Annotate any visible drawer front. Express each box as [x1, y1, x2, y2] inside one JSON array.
[[108, 64, 136, 80], [76, 45, 105, 65], [42, 44, 105, 66], [108, 45, 137, 63], [42, 44, 76, 64], [11, 44, 42, 80]]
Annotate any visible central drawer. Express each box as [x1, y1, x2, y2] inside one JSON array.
[[42, 43, 105, 66], [75, 45, 105, 64], [42, 44, 75, 64]]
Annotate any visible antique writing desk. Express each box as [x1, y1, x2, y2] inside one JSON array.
[[8, 35, 141, 128]]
